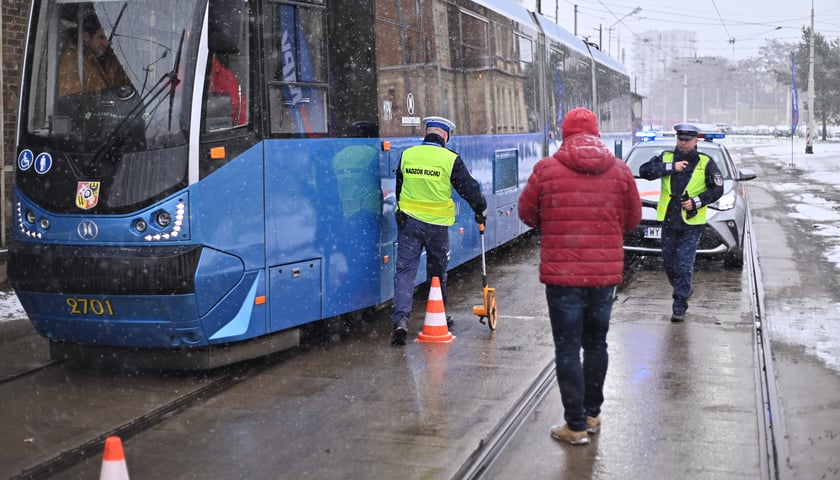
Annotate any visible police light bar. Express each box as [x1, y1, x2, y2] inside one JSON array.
[[699, 132, 726, 141], [635, 131, 656, 141]]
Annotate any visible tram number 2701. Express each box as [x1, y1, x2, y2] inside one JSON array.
[[66, 297, 116, 316]]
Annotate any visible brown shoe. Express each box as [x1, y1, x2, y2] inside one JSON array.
[[550, 424, 589, 445], [586, 416, 601, 434]]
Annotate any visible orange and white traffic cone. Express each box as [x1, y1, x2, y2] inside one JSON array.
[[99, 436, 130, 480], [416, 276, 455, 343]]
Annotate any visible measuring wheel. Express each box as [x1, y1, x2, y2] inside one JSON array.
[[486, 290, 498, 330]]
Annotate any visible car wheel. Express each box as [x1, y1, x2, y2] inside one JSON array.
[[624, 252, 640, 269], [724, 249, 743, 269]]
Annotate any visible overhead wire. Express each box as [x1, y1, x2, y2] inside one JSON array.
[[559, 0, 814, 56], [554, 0, 840, 66], [709, 0, 734, 44]]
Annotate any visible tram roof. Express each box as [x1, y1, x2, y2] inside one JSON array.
[[533, 13, 591, 58], [471, 0, 537, 33], [588, 41, 630, 76]]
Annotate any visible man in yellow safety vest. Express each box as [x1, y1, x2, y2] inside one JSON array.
[[639, 123, 724, 322], [390, 116, 487, 345]]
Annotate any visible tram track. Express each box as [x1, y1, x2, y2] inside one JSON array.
[[0, 360, 63, 386], [1, 227, 786, 479], [8, 367, 235, 479], [0, 235, 547, 479], [454, 359, 557, 479], [744, 209, 790, 480], [3, 348, 297, 480], [453, 269, 640, 480], [454, 216, 784, 479]]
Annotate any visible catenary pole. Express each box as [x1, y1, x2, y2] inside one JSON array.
[[805, 0, 815, 154], [0, 0, 6, 245]]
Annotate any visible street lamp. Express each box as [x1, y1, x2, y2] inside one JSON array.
[[608, 7, 641, 57]]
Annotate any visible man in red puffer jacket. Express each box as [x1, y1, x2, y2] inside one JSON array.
[[518, 107, 641, 446]]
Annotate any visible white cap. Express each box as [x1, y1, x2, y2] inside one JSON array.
[[422, 116, 456, 134]]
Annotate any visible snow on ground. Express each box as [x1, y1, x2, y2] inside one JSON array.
[[746, 139, 840, 372], [0, 289, 24, 323]]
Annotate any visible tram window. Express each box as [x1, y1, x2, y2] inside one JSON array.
[[516, 34, 537, 132], [454, 10, 490, 134], [266, 3, 329, 137], [204, 0, 250, 131], [494, 24, 509, 60], [329, 0, 378, 137], [379, 0, 420, 27], [548, 47, 566, 133], [26, 4, 61, 135], [493, 149, 518, 193], [460, 11, 488, 70], [205, 53, 249, 131], [517, 34, 533, 72], [570, 57, 593, 112]]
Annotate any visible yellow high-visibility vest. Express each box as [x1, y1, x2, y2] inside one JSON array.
[[398, 145, 456, 226], [657, 151, 711, 225]]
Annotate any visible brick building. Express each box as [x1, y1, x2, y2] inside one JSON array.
[[2, 0, 30, 248]]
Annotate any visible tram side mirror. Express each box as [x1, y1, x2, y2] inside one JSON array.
[[208, 0, 245, 53]]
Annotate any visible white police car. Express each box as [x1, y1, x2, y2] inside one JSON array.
[[622, 130, 757, 269]]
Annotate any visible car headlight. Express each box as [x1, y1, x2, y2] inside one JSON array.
[[710, 191, 736, 211]]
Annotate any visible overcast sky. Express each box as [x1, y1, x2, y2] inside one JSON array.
[[519, 0, 840, 61]]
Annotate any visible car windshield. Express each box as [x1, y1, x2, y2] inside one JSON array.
[[625, 143, 732, 179]]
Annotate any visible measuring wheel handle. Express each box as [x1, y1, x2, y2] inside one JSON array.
[[473, 223, 498, 330]]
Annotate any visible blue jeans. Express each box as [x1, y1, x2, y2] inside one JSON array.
[[391, 216, 450, 326], [545, 285, 614, 432], [660, 225, 702, 314]]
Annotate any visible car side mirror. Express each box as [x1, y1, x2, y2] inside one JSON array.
[[738, 167, 757, 181]]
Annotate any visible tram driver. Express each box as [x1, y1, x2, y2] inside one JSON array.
[[54, 10, 146, 149], [57, 13, 133, 99]]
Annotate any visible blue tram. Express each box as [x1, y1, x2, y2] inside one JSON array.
[[9, 0, 632, 367]]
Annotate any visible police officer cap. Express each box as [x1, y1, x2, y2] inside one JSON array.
[[674, 123, 700, 140], [423, 116, 456, 134]]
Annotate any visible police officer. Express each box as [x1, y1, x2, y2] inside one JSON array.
[[639, 124, 724, 322], [391, 116, 487, 345]]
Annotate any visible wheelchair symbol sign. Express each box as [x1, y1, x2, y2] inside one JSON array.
[[18, 149, 34, 171]]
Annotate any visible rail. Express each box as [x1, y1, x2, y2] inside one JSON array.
[[745, 207, 791, 480], [453, 360, 557, 479]]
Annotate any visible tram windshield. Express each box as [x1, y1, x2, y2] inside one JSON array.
[[25, 0, 200, 152], [17, 0, 206, 214]]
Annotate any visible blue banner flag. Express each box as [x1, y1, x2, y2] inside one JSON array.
[[279, 5, 326, 136], [791, 52, 799, 137]]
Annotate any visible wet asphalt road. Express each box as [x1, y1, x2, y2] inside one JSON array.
[[2, 234, 762, 478], [2, 142, 839, 478]]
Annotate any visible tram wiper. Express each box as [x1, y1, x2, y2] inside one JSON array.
[[168, 30, 185, 130], [105, 3, 170, 98], [107, 3, 128, 44], [89, 30, 185, 164], [139, 41, 170, 96]]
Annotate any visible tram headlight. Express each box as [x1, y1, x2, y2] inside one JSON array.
[[38, 217, 50, 230], [25, 209, 36, 224], [134, 218, 148, 233], [156, 210, 172, 227]]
